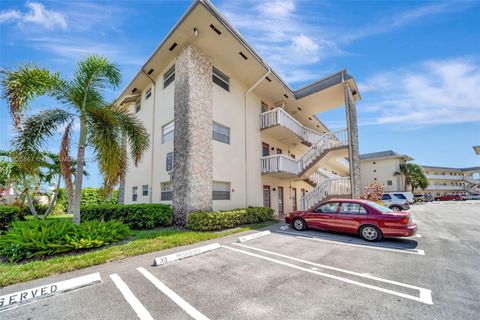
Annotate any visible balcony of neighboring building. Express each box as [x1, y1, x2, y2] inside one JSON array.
[[425, 185, 465, 191]]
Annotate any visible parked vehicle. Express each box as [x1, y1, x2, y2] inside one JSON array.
[[414, 194, 434, 202], [285, 199, 417, 242], [463, 194, 480, 200], [434, 194, 462, 201], [381, 193, 410, 211], [384, 192, 414, 204]]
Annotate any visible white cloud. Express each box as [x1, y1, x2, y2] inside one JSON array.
[[358, 58, 480, 126], [0, 2, 67, 30], [255, 0, 295, 17]]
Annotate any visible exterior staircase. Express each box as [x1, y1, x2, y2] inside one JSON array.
[[464, 177, 480, 194], [300, 177, 351, 210]]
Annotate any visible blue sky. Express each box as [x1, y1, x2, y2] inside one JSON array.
[[1, 0, 479, 187]]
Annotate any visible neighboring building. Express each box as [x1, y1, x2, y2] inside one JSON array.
[[116, 0, 361, 221], [359, 150, 480, 196], [418, 166, 480, 196], [473, 145, 480, 155], [360, 150, 413, 192]]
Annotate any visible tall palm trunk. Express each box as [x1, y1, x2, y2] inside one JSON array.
[[73, 118, 87, 224]]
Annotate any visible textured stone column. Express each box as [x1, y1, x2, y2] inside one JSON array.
[[173, 44, 213, 226], [344, 83, 361, 198]]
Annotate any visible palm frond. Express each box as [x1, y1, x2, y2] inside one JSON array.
[[110, 105, 150, 166], [0, 65, 62, 127], [12, 109, 75, 168]]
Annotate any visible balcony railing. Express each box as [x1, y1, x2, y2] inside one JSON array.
[[261, 129, 349, 176], [301, 178, 351, 210], [425, 185, 465, 191], [260, 108, 322, 145], [261, 154, 299, 175]]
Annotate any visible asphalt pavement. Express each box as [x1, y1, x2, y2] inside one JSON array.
[[1, 201, 479, 320]]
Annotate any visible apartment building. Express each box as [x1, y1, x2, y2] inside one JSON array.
[[418, 166, 480, 196], [116, 0, 361, 224], [360, 150, 413, 192], [359, 150, 480, 196]]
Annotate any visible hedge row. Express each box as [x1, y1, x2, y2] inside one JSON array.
[[187, 207, 274, 231], [0, 206, 21, 231], [81, 203, 172, 229]]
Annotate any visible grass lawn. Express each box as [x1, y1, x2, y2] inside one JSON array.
[[0, 219, 277, 287]]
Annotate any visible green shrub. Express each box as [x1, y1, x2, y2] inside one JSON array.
[[187, 207, 274, 231], [57, 188, 119, 209], [0, 219, 130, 262], [0, 206, 20, 230], [81, 203, 172, 229]]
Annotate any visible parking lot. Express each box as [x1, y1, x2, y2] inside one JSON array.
[[1, 202, 479, 320]]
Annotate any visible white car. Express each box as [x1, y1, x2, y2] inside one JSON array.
[[384, 192, 414, 204], [463, 194, 480, 200], [381, 193, 410, 211]]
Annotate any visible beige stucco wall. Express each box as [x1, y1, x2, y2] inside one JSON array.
[[123, 49, 344, 217], [360, 158, 403, 192]]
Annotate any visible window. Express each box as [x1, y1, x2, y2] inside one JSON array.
[[212, 66, 230, 91], [339, 203, 367, 215], [393, 194, 407, 200], [145, 88, 152, 99], [142, 185, 149, 196], [381, 194, 392, 200], [161, 182, 173, 201], [212, 122, 230, 144], [291, 154, 296, 159], [132, 186, 138, 202], [262, 143, 269, 157], [387, 180, 393, 186], [263, 185, 271, 208], [316, 202, 339, 213], [276, 148, 282, 155], [366, 201, 392, 213], [162, 122, 174, 143], [163, 65, 175, 88], [213, 181, 230, 200], [166, 152, 173, 172], [135, 98, 141, 113]]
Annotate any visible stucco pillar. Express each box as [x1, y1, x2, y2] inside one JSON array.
[[344, 83, 361, 198], [173, 44, 213, 226]]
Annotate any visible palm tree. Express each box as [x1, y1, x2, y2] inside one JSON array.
[[7, 55, 149, 224], [394, 163, 428, 193]]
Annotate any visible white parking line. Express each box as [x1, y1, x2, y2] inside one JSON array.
[[222, 245, 433, 305], [233, 243, 430, 293], [277, 230, 425, 255], [110, 274, 154, 320], [137, 267, 210, 320]]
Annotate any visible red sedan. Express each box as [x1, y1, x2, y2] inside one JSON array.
[[285, 199, 417, 242], [434, 195, 462, 201]]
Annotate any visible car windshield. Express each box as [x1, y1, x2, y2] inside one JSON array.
[[366, 201, 393, 213]]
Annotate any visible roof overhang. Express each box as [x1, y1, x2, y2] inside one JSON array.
[[115, 0, 361, 123]]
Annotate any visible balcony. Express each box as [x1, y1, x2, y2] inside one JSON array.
[[260, 107, 323, 145], [261, 129, 348, 178], [425, 185, 465, 191], [426, 174, 466, 180]]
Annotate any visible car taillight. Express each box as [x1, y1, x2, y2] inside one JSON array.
[[400, 216, 409, 224]]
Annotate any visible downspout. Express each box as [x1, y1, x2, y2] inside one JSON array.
[[142, 69, 156, 203], [244, 67, 271, 207]]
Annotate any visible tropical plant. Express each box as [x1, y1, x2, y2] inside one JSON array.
[[5, 55, 150, 224], [394, 163, 428, 193]]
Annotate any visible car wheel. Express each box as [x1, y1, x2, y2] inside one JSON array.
[[359, 225, 382, 242], [292, 218, 307, 231], [390, 205, 401, 211]]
